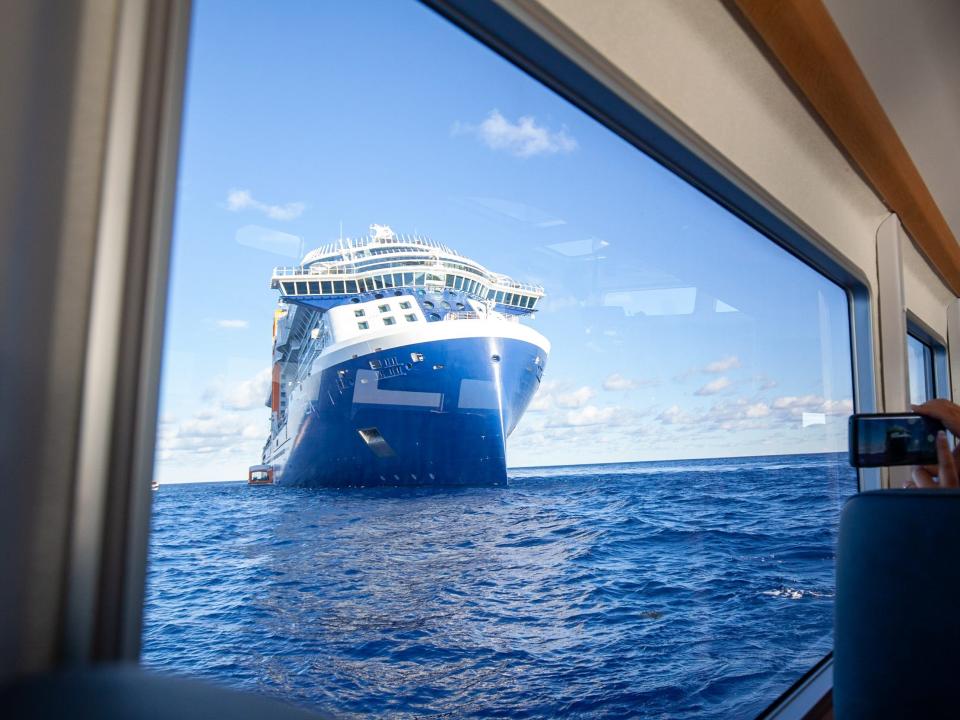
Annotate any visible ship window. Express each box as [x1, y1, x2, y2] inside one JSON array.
[[295, 282, 307, 295], [445, 274, 455, 287], [906, 324, 948, 404], [333, 280, 345, 294], [404, 272, 413, 286], [378, 304, 389, 313], [354, 309, 365, 317], [441, 301, 451, 309], [383, 275, 394, 288], [423, 300, 434, 309], [393, 273, 403, 287], [383, 316, 396, 326], [907, 334, 934, 404], [404, 314, 417, 322], [145, 3, 865, 720], [346, 280, 358, 293], [399, 301, 411, 309], [308, 281, 320, 294]]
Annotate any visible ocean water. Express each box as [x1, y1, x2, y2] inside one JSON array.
[[142, 453, 856, 719]]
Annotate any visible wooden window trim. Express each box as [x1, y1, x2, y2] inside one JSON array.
[[733, 0, 960, 295]]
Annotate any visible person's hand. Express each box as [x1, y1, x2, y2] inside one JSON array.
[[907, 400, 960, 488]]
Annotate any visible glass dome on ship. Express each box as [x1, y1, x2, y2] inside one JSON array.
[[252, 224, 549, 487]]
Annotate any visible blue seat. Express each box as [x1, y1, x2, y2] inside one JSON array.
[[835, 490, 960, 718], [0, 663, 333, 719]]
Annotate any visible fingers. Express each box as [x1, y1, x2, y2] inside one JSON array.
[[912, 400, 960, 436], [937, 431, 959, 488], [911, 466, 938, 488]]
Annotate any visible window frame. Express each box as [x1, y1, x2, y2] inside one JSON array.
[[82, 3, 881, 720], [906, 312, 950, 400]]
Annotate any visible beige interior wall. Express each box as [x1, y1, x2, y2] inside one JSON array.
[[498, 0, 956, 396], [824, 0, 960, 244], [903, 238, 953, 341]]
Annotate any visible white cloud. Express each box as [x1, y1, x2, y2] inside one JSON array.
[[220, 367, 272, 411], [658, 405, 695, 425], [226, 189, 305, 221], [217, 319, 249, 329], [695, 376, 731, 396], [453, 110, 577, 158], [528, 381, 596, 411], [555, 386, 596, 409], [548, 405, 619, 428], [704, 356, 741, 373], [772, 395, 853, 417], [745, 402, 771, 418], [602, 373, 658, 391], [603, 373, 636, 391]]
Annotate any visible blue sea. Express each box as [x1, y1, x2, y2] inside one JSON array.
[[142, 453, 856, 719]]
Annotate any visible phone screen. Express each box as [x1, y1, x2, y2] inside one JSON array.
[[849, 414, 945, 468]]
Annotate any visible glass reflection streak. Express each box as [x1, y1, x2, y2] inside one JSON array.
[[259, 224, 549, 487]]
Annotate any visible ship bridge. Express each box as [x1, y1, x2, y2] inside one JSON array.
[[270, 224, 544, 314]]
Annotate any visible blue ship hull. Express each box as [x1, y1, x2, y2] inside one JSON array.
[[269, 335, 545, 487]]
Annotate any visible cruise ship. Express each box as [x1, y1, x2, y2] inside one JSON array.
[[250, 224, 549, 487]]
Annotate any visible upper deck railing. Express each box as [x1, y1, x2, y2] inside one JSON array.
[[274, 225, 544, 311]]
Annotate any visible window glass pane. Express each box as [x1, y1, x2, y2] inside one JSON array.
[[907, 333, 936, 404], [146, 3, 858, 719], [345, 280, 357, 293], [307, 281, 319, 294], [295, 281, 307, 295]]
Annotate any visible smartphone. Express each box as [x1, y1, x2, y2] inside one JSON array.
[[848, 413, 946, 468]]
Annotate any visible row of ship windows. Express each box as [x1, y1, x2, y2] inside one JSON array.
[[357, 314, 418, 330], [280, 273, 537, 309], [353, 302, 412, 318]]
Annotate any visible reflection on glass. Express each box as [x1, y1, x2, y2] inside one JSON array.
[[907, 333, 935, 405], [143, 2, 858, 718]]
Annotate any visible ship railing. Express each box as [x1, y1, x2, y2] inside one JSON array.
[[271, 265, 544, 296], [490, 276, 544, 294]]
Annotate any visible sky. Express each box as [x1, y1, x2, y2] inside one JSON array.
[[155, 0, 855, 484]]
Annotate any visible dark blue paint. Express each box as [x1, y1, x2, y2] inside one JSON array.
[[143, 453, 856, 719], [274, 335, 544, 487]]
